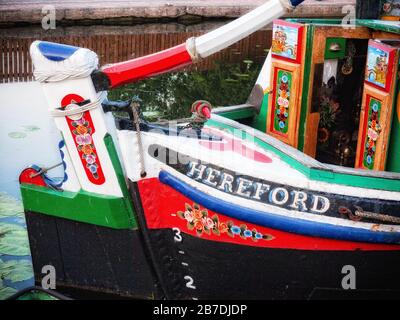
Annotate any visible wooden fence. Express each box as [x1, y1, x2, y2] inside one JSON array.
[[0, 28, 271, 83]]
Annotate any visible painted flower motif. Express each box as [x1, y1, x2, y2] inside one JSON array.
[[74, 118, 86, 126], [88, 164, 98, 173], [70, 116, 100, 180], [177, 203, 274, 242], [205, 217, 214, 229], [193, 209, 203, 220], [218, 222, 228, 233], [76, 125, 88, 135], [255, 233, 263, 240], [194, 220, 204, 231], [244, 230, 253, 237], [231, 226, 241, 235], [76, 134, 92, 145], [81, 144, 94, 155], [363, 100, 381, 169], [184, 210, 194, 223], [85, 154, 96, 165]]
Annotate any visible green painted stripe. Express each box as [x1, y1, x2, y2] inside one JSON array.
[[20, 133, 138, 229], [252, 94, 269, 132], [20, 184, 136, 229], [208, 118, 400, 192], [216, 107, 255, 120], [104, 133, 138, 228], [297, 24, 314, 152], [357, 19, 400, 35]]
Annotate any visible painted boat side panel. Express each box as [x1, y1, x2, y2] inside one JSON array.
[[138, 175, 400, 249]]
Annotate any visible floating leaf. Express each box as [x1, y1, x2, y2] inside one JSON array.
[[8, 132, 27, 139], [0, 223, 30, 256], [0, 193, 24, 217], [1, 260, 33, 283], [0, 286, 17, 300], [22, 125, 40, 132]]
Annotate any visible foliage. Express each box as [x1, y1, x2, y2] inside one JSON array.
[[0, 223, 30, 256], [0, 193, 24, 217], [1, 259, 33, 283], [108, 60, 262, 121], [0, 285, 17, 300]]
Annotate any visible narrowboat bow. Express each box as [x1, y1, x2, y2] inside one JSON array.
[[19, 0, 400, 299]]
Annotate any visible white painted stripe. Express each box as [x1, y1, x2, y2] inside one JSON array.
[[118, 127, 400, 201]]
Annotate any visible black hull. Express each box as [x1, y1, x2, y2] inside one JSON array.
[[128, 181, 400, 300], [144, 228, 400, 300], [25, 211, 162, 299]]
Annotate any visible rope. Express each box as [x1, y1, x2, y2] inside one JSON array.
[[49, 97, 102, 117], [131, 101, 146, 178], [354, 206, 400, 225], [185, 37, 201, 62]]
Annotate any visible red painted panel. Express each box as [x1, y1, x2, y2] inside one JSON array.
[[102, 43, 193, 88], [138, 177, 400, 251], [61, 94, 105, 185], [271, 19, 304, 64], [19, 168, 47, 187]]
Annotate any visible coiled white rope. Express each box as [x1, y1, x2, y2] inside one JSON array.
[[49, 97, 102, 118], [30, 40, 99, 83]]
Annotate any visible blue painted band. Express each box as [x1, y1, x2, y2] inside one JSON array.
[[289, 0, 304, 6], [159, 170, 400, 244], [38, 41, 79, 62]]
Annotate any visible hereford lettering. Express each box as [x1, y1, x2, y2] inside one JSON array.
[[187, 161, 330, 214]]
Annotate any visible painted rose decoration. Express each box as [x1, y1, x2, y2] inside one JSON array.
[[177, 203, 274, 242], [71, 116, 100, 179]]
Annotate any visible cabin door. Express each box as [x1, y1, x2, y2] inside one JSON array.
[[267, 20, 306, 148], [355, 40, 399, 171]]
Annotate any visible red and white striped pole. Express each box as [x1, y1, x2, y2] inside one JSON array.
[[95, 0, 304, 90]]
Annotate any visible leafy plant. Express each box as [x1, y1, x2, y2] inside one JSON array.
[[108, 59, 262, 121]]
